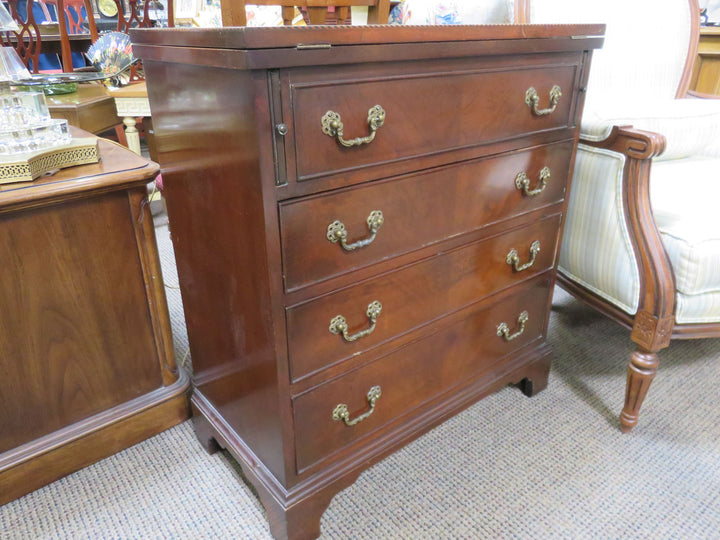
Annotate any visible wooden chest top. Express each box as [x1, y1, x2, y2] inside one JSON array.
[[132, 24, 604, 70]]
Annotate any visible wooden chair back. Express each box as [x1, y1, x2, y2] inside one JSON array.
[[42, 0, 98, 38], [112, 0, 175, 31], [1, 0, 42, 73], [110, 0, 174, 81], [515, 0, 699, 101], [44, 0, 98, 71], [1, 0, 99, 73], [221, 0, 390, 27]]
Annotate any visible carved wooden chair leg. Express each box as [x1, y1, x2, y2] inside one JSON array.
[[621, 307, 674, 431], [115, 125, 128, 147], [619, 346, 662, 432]]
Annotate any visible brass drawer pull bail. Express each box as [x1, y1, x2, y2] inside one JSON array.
[[506, 240, 541, 272], [329, 300, 383, 343], [327, 210, 384, 251], [515, 166, 551, 197], [497, 311, 529, 341], [525, 85, 562, 116], [321, 105, 386, 147], [332, 385, 382, 427]]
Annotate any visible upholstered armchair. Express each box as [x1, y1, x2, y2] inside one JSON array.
[[520, 0, 720, 431]]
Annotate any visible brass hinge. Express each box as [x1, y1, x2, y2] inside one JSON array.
[[296, 43, 332, 50]]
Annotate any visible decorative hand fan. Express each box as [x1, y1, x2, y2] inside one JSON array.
[[86, 32, 135, 86]]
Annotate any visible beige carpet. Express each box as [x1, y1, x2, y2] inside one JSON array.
[[2, 221, 719, 539]]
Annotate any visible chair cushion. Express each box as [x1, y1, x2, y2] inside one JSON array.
[[581, 98, 720, 161], [676, 291, 720, 325], [652, 157, 720, 323]]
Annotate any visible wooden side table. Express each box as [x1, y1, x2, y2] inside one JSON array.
[[0, 132, 190, 505], [108, 81, 152, 156], [46, 84, 122, 135], [691, 26, 720, 95]]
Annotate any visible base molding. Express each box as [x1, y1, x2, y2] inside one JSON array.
[[0, 370, 190, 506], [191, 344, 551, 540]]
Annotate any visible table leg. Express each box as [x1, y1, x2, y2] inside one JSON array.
[[123, 116, 141, 155]]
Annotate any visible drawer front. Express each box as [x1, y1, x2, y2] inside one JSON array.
[[286, 214, 561, 382], [292, 274, 554, 473], [280, 140, 573, 291], [286, 61, 579, 181]]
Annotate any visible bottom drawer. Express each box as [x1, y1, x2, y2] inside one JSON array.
[[292, 274, 554, 473]]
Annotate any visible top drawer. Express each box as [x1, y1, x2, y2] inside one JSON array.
[[280, 55, 581, 183]]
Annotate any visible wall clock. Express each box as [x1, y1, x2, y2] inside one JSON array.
[[98, 0, 119, 18]]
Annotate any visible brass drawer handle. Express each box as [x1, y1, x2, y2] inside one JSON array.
[[333, 385, 382, 427], [329, 301, 382, 342], [321, 105, 386, 148], [497, 311, 529, 341], [327, 210, 384, 251], [515, 166, 550, 197], [525, 85, 562, 116], [506, 240, 541, 272]]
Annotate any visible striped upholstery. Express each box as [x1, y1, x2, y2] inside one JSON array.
[[676, 291, 720, 324], [561, 148, 720, 324], [652, 157, 720, 323], [558, 145, 640, 315]]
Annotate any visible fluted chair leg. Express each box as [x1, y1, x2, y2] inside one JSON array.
[[619, 347, 660, 432]]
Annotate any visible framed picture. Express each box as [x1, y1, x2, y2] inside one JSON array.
[[174, 0, 200, 20]]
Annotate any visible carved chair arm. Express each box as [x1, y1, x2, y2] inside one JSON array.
[[581, 98, 720, 159], [580, 125, 666, 160], [580, 126, 676, 343]]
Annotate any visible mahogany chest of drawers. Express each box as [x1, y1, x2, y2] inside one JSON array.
[[133, 24, 603, 540]]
